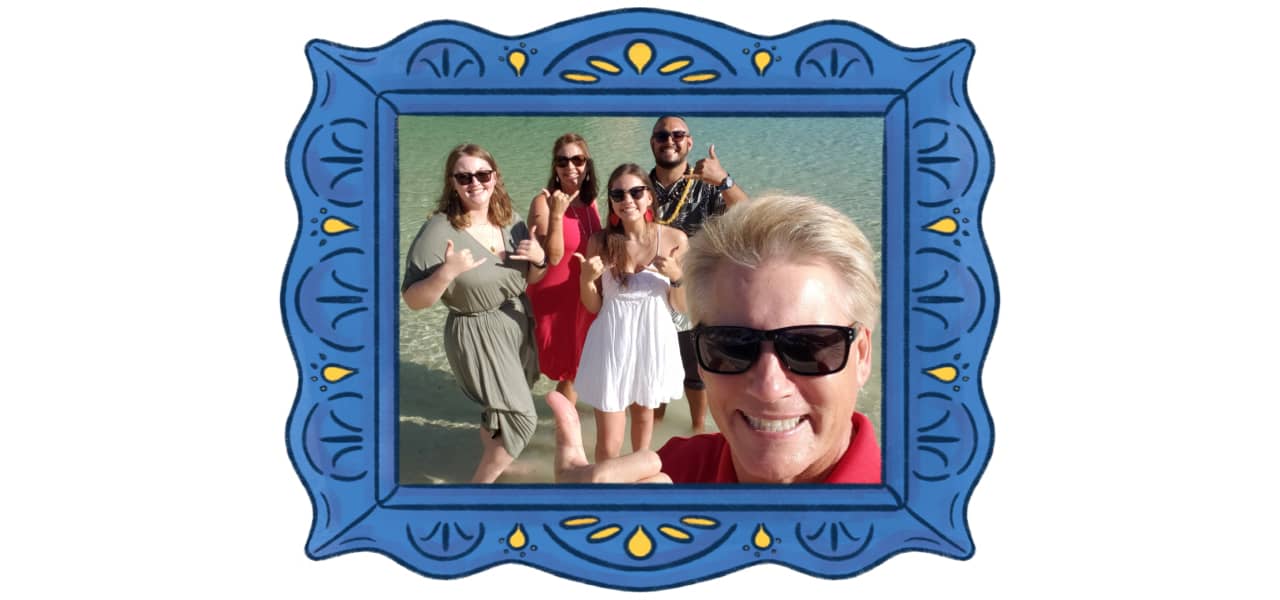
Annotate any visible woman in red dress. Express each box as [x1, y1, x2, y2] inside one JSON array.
[[525, 133, 603, 405]]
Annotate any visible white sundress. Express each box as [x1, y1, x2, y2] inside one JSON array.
[[575, 257, 685, 413]]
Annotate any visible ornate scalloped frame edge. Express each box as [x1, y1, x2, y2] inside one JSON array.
[[283, 8, 996, 590]]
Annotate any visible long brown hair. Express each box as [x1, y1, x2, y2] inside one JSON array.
[[601, 163, 655, 287], [543, 133, 599, 205], [433, 143, 515, 229]]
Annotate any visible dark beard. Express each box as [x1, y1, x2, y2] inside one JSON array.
[[654, 155, 685, 170]]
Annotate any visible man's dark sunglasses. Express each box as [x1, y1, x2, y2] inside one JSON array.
[[693, 324, 861, 376], [651, 130, 689, 143], [555, 155, 587, 167], [451, 170, 495, 185]]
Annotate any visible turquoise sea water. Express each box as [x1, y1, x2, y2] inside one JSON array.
[[397, 115, 883, 484]]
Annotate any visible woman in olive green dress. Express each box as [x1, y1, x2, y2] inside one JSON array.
[[401, 144, 548, 483]]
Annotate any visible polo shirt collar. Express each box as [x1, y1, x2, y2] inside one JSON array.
[[713, 412, 880, 484]]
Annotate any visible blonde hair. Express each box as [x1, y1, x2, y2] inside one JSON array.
[[683, 195, 880, 330]]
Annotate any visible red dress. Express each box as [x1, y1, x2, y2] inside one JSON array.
[[526, 201, 603, 381]]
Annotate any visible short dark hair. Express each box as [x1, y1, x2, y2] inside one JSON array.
[[651, 115, 689, 131]]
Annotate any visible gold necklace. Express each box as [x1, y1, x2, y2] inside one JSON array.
[[488, 224, 503, 254], [656, 165, 694, 226], [471, 222, 502, 254]]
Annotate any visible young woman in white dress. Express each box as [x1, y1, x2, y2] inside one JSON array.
[[573, 163, 688, 464]]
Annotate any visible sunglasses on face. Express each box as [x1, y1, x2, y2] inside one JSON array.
[[608, 186, 649, 202], [651, 130, 689, 143], [555, 155, 587, 168], [451, 170, 495, 185], [693, 324, 861, 376]]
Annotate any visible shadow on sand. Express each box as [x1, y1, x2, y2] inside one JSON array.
[[397, 359, 489, 483], [397, 359, 715, 484]]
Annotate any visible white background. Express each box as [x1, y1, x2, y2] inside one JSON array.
[[5, 1, 1277, 597]]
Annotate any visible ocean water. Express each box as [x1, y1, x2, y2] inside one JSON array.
[[397, 115, 883, 484]]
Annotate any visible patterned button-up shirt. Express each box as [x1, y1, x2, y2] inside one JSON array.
[[649, 167, 727, 238]]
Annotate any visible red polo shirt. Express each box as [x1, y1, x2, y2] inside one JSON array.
[[657, 412, 881, 483]]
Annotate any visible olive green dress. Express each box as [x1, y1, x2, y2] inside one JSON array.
[[401, 213, 540, 459]]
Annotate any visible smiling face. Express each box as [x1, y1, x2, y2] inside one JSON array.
[[607, 171, 652, 224], [700, 259, 874, 484], [650, 116, 692, 170], [450, 154, 497, 214], [554, 142, 587, 191]]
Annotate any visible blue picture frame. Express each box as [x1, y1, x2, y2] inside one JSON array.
[[283, 8, 995, 589]]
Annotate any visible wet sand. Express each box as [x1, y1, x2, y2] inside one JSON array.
[[398, 363, 720, 484], [396, 116, 884, 484], [399, 360, 881, 484]]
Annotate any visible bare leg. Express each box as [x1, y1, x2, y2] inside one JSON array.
[[471, 428, 515, 484], [594, 409, 627, 464], [629, 404, 655, 453], [687, 388, 708, 434], [556, 378, 578, 406], [653, 403, 666, 420]]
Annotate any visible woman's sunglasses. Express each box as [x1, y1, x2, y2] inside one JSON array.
[[693, 324, 861, 376], [451, 170, 495, 185], [651, 130, 689, 143], [555, 155, 587, 167], [608, 186, 648, 202]]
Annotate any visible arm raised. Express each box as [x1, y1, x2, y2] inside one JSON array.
[[548, 391, 670, 484], [575, 234, 606, 314], [530, 188, 577, 266], [402, 239, 487, 310], [509, 224, 549, 285], [693, 144, 747, 208], [650, 227, 688, 314]]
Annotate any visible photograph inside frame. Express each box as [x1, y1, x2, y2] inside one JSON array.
[[287, 7, 993, 584], [397, 114, 884, 485]]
